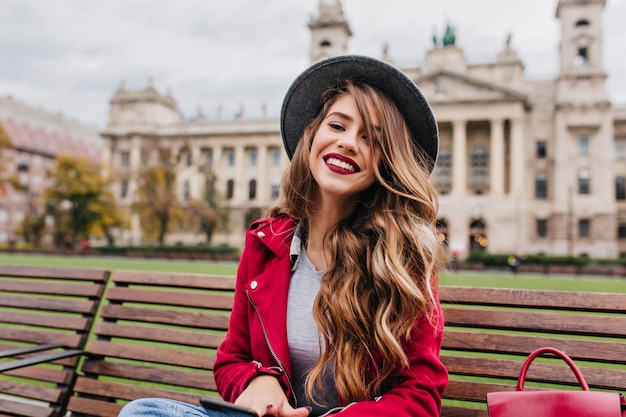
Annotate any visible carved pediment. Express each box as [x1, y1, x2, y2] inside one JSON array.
[[415, 70, 527, 104]]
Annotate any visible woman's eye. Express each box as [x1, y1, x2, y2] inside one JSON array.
[[329, 122, 344, 131], [361, 135, 369, 141]]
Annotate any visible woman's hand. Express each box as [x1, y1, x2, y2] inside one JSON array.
[[235, 375, 312, 417]]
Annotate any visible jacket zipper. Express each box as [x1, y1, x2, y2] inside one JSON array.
[[246, 290, 298, 407]]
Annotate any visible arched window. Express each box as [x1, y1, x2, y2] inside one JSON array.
[[226, 179, 234, 200], [616, 176, 626, 200], [249, 179, 257, 200], [535, 172, 548, 199]]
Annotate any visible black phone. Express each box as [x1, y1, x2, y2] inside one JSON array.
[[199, 396, 258, 417]]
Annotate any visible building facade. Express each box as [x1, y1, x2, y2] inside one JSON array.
[[103, 0, 626, 257], [0, 96, 103, 246]]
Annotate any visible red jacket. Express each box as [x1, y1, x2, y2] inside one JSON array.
[[213, 216, 448, 416]]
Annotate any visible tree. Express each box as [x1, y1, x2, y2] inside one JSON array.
[[187, 175, 228, 244], [89, 188, 127, 246], [46, 154, 118, 248], [0, 124, 21, 194], [134, 149, 184, 246], [19, 213, 47, 248]]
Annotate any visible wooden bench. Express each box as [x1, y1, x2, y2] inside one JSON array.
[[0, 264, 110, 417], [439, 286, 626, 416], [62, 271, 626, 416], [66, 270, 236, 417]]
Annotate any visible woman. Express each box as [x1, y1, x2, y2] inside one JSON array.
[[119, 55, 448, 417]]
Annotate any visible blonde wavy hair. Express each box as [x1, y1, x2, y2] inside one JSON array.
[[270, 81, 444, 405]]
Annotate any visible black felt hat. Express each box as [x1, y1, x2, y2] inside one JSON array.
[[280, 54, 439, 171]]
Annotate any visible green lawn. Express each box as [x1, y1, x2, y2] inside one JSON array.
[[2, 252, 626, 292]]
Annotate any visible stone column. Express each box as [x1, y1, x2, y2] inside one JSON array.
[[234, 144, 245, 202], [509, 118, 524, 197], [452, 119, 467, 196], [256, 144, 268, 204], [490, 118, 505, 196]]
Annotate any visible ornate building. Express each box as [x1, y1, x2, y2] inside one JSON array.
[[0, 95, 102, 245], [103, 0, 626, 257]]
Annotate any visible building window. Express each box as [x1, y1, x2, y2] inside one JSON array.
[[616, 176, 626, 201], [272, 150, 281, 166], [536, 141, 547, 158], [575, 47, 589, 66], [204, 149, 214, 167], [434, 147, 452, 192], [0, 207, 7, 222], [616, 139, 626, 160], [120, 151, 130, 167], [579, 219, 591, 238], [618, 222, 626, 240], [579, 135, 589, 155], [248, 179, 257, 200], [250, 150, 258, 167], [535, 173, 547, 199], [228, 150, 235, 167], [271, 178, 280, 199], [183, 180, 190, 201], [185, 152, 192, 166], [576, 19, 590, 27], [469, 146, 489, 189], [120, 179, 128, 198], [536, 218, 548, 238], [226, 179, 234, 200], [578, 170, 591, 194]]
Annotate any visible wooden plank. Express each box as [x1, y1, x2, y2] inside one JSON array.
[[86, 340, 216, 370], [80, 360, 217, 391], [0, 328, 81, 347], [0, 294, 96, 313], [0, 280, 102, 297], [72, 377, 201, 405], [0, 265, 109, 282], [440, 286, 626, 312], [99, 305, 230, 330], [4, 366, 71, 385], [443, 379, 516, 402], [441, 405, 488, 417], [112, 270, 236, 290], [67, 396, 122, 417], [106, 287, 234, 310], [441, 355, 626, 390], [95, 322, 225, 348], [0, 311, 89, 331], [443, 307, 626, 337], [443, 331, 626, 366], [0, 380, 62, 403], [0, 398, 55, 417]]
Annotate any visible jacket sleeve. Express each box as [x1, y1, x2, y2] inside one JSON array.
[[212, 242, 282, 402], [335, 297, 448, 417]]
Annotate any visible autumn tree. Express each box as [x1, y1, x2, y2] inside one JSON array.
[[0, 124, 21, 194], [90, 187, 127, 246], [46, 154, 123, 248], [134, 149, 184, 246]]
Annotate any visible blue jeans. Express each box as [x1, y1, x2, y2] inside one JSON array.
[[118, 398, 254, 417]]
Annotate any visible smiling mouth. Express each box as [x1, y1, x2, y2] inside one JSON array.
[[325, 157, 359, 173]]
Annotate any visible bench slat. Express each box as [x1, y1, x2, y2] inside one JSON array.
[[99, 304, 230, 330], [440, 286, 626, 313], [444, 307, 626, 337], [0, 398, 56, 417], [0, 311, 89, 331], [80, 360, 216, 391], [111, 270, 236, 290], [0, 279, 103, 297], [106, 286, 234, 310], [0, 265, 109, 281], [0, 294, 97, 313], [86, 340, 216, 370], [95, 322, 225, 348]]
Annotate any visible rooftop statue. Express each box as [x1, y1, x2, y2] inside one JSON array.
[[443, 22, 456, 46]]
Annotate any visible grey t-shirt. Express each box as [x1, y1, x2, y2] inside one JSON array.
[[287, 247, 339, 416]]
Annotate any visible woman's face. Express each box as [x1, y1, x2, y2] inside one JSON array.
[[309, 93, 379, 205]]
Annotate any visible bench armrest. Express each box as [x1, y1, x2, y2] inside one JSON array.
[[0, 343, 68, 359], [0, 348, 83, 373]]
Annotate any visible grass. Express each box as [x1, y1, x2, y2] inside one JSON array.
[[2, 252, 626, 292]]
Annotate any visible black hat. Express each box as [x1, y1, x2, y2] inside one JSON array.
[[280, 54, 439, 171]]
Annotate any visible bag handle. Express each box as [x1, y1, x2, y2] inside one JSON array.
[[516, 347, 590, 391]]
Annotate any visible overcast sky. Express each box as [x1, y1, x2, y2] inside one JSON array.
[[1, 0, 625, 130]]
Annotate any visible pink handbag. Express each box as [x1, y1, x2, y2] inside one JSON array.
[[487, 347, 626, 417]]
